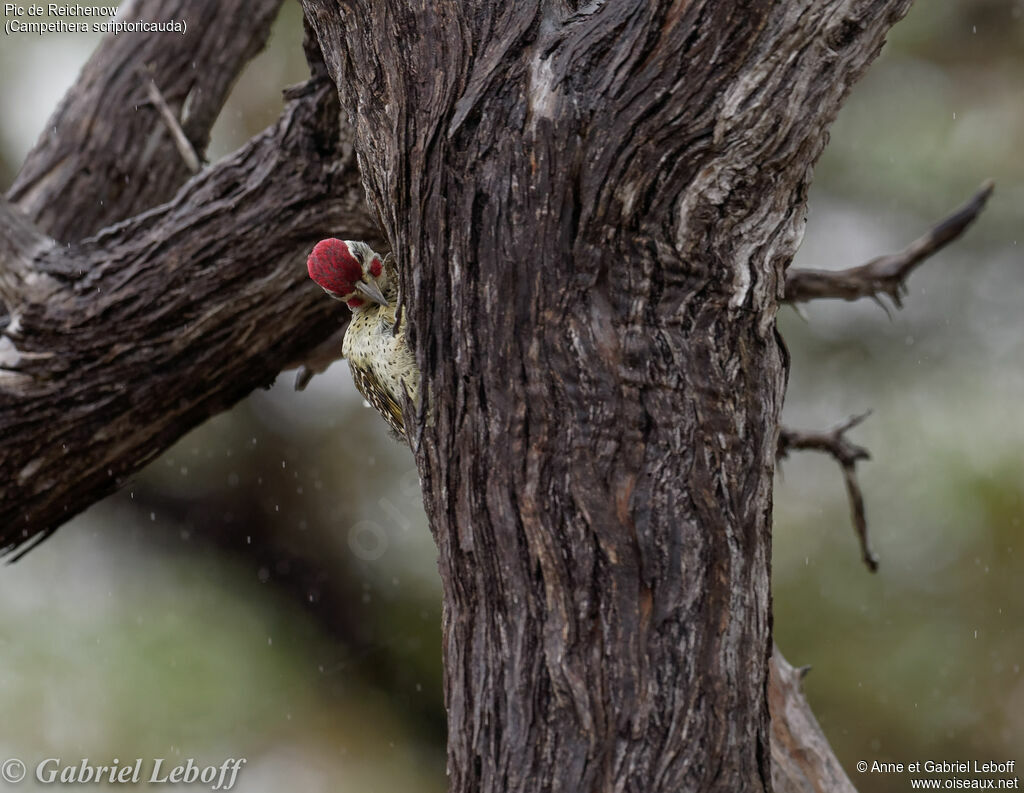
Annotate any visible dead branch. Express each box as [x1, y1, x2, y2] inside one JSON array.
[[778, 413, 878, 572], [770, 644, 858, 793], [144, 77, 202, 173], [784, 180, 994, 306], [6, 0, 284, 242]]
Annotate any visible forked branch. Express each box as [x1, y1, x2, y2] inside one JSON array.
[[778, 413, 877, 572]]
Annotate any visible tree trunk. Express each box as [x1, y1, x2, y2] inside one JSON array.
[[303, 1, 911, 790]]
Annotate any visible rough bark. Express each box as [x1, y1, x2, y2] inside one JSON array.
[[0, 14, 380, 554], [302, 1, 911, 791]]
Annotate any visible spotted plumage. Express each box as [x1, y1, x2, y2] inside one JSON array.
[[306, 239, 418, 439]]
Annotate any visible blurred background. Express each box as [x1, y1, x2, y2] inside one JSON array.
[[0, 2, 1020, 791]]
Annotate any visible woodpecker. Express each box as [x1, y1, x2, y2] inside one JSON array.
[[306, 238, 418, 439]]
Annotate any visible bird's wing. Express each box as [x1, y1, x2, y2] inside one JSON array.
[[349, 363, 406, 437]]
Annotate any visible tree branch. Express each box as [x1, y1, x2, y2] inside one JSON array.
[[784, 181, 994, 306], [0, 72, 384, 558], [0, 7, 390, 557], [6, 0, 284, 241], [778, 413, 878, 572], [770, 645, 858, 793]]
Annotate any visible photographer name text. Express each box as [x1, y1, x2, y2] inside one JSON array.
[[27, 757, 244, 790]]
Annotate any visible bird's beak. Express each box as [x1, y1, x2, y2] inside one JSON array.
[[356, 280, 389, 307]]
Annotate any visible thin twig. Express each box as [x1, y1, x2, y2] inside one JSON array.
[[144, 77, 201, 173], [778, 412, 878, 572], [784, 180, 994, 305]]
